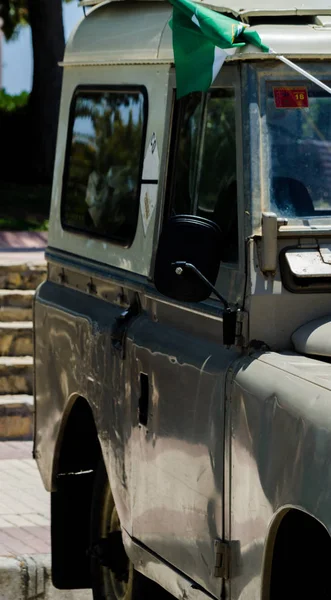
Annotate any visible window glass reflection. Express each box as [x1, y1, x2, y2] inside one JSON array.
[[62, 89, 145, 246]]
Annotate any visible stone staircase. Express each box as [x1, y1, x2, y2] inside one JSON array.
[[0, 252, 46, 440]]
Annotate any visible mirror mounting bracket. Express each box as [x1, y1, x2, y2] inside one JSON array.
[[172, 261, 238, 347]]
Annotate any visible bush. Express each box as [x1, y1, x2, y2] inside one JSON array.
[[0, 89, 29, 113]]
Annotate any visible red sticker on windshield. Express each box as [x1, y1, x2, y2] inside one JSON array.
[[273, 87, 309, 108]]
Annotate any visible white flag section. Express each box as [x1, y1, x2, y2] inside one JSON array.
[[190, 12, 236, 86], [212, 46, 230, 83], [169, 0, 331, 98]]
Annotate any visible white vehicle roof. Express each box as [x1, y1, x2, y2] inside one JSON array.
[[78, 0, 331, 18], [64, 1, 331, 66]]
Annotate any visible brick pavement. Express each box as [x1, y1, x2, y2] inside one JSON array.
[[0, 441, 51, 557]]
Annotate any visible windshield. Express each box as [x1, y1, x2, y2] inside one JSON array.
[[266, 81, 331, 219]]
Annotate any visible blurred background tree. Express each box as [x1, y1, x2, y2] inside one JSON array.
[[0, 0, 74, 229]]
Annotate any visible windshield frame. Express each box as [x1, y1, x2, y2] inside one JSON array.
[[251, 60, 331, 233]]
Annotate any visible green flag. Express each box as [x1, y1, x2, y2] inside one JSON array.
[[169, 0, 270, 98]]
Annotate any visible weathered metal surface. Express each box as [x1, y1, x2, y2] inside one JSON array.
[[64, 2, 331, 69], [65, 3, 172, 65], [285, 249, 331, 277], [292, 315, 331, 357], [34, 2, 331, 599], [128, 306, 238, 596], [34, 254, 240, 598], [229, 351, 331, 597], [49, 61, 170, 278]]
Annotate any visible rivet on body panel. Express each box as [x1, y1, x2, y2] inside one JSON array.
[[57, 269, 66, 284], [87, 279, 97, 295]]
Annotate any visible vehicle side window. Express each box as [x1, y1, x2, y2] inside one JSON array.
[[168, 89, 238, 263], [61, 87, 147, 247]]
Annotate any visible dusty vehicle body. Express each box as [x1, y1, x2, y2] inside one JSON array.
[[34, 0, 331, 598]]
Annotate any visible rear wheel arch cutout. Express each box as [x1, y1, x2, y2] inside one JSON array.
[[262, 508, 331, 600], [51, 395, 102, 590], [54, 394, 101, 480]]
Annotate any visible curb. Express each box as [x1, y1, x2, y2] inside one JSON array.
[[0, 555, 92, 600]]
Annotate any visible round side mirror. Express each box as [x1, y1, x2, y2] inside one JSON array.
[[154, 215, 223, 303]]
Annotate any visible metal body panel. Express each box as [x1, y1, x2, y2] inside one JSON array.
[[48, 62, 170, 277], [243, 61, 331, 350], [34, 278, 135, 537], [79, 0, 331, 20], [34, 253, 240, 596], [248, 238, 331, 349], [292, 315, 331, 357], [229, 350, 331, 598], [34, 2, 331, 597], [65, 3, 172, 65], [161, 23, 331, 62], [128, 307, 238, 597], [122, 528, 214, 600], [64, 3, 331, 70], [285, 249, 331, 277]]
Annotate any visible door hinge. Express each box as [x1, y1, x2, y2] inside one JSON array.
[[214, 539, 231, 579]]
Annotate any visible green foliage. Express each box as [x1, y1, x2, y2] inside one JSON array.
[[0, 182, 51, 230], [0, 216, 48, 230], [0, 0, 28, 40], [0, 89, 29, 112], [0, 0, 73, 40]]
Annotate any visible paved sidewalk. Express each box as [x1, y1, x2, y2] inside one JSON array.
[[0, 232, 47, 250], [0, 442, 92, 599], [0, 441, 50, 556]]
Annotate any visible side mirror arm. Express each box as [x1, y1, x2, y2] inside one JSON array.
[[172, 261, 238, 346]]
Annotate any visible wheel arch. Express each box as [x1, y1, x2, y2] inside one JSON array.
[[261, 506, 331, 600], [52, 393, 100, 485], [51, 394, 102, 590]]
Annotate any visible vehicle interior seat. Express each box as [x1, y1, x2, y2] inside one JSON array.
[[271, 177, 315, 217]]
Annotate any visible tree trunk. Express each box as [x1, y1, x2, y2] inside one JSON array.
[[27, 0, 65, 183]]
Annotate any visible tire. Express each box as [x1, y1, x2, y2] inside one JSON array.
[[90, 458, 170, 600]]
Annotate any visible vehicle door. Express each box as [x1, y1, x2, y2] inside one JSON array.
[[128, 66, 245, 598]]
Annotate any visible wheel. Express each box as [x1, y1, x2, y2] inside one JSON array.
[[90, 458, 169, 600]]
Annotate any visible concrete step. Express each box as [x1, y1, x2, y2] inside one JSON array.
[[0, 322, 33, 356], [0, 251, 46, 290], [0, 395, 33, 440], [0, 356, 33, 395], [0, 290, 34, 322]]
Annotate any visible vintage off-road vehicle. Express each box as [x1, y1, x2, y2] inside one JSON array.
[[34, 0, 331, 598]]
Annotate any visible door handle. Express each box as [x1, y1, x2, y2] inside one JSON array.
[[138, 373, 149, 426], [111, 301, 139, 359]]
